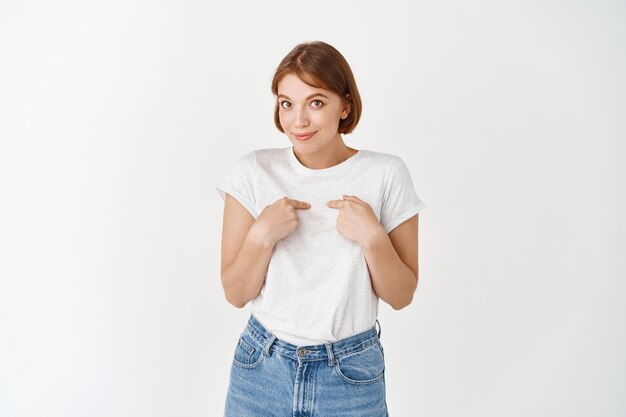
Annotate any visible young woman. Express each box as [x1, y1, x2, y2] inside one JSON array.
[[216, 40, 425, 416]]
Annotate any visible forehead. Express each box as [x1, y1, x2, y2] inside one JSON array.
[[277, 73, 332, 98]]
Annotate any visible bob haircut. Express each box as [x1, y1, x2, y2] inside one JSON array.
[[271, 41, 362, 135]]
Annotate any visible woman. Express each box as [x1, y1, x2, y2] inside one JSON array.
[[216, 40, 425, 416]]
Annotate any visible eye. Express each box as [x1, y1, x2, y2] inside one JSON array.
[[311, 99, 324, 108], [279, 100, 291, 109]]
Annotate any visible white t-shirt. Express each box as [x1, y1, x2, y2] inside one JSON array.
[[216, 146, 425, 346]]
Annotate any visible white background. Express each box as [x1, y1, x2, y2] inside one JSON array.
[[1, 1, 624, 416]]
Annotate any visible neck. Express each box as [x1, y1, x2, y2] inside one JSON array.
[[292, 137, 357, 170]]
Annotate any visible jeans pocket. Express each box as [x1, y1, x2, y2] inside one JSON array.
[[334, 340, 385, 385], [232, 330, 265, 369]]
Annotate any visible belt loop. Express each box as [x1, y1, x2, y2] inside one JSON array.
[[264, 334, 277, 356], [375, 319, 382, 338], [325, 343, 336, 366]]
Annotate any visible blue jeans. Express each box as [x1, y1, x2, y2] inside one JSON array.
[[224, 313, 389, 416]]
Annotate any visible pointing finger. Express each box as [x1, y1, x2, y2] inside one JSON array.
[[327, 200, 344, 208], [342, 195, 367, 206], [289, 199, 311, 209], [343, 194, 361, 201]]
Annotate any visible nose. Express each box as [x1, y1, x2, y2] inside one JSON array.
[[294, 107, 309, 128]]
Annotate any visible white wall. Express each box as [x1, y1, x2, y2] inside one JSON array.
[[1, 1, 624, 416]]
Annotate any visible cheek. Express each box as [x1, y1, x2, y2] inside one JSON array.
[[311, 111, 332, 125], [317, 111, 340, 127], [278, 110, 291, 125], [277, 110, 287, 127]]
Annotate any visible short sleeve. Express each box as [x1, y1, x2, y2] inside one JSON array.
[[216, 151, 259, 219], [380, 156, 425, 234]]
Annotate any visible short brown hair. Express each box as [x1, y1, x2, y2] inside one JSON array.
[[271, 41, 362, 134]]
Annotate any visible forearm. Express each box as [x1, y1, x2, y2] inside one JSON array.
[[221, 224, 275, 308], [362, 227, 417, 310]]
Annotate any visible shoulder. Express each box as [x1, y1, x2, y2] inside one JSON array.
[[356, 148, 399, 166], [358, 149, 404, 178], [251, 147, 296, 172], [253, 147, 284, 165], [361, 151, 418, 194]]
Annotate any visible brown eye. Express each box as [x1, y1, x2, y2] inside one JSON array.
[[280, 100, 291, 109], [311, 100, 324, 108]]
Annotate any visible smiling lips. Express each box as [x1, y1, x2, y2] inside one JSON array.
[[294, 131, 316, 141]]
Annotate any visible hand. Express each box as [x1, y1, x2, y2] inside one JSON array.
[[326, 195, 384, 247], [255, 196, 311, 246]]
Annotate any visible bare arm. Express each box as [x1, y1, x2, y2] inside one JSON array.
[[220, 194, 310, 308], [362, 214, 419, 310], [220, 194, 275, 308]]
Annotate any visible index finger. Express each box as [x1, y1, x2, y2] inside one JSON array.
[[287, 199, 311, 209]]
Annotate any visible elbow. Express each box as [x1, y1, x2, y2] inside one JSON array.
[[392, 295, 413, 311], [224, 291, 247, 309], [392, 276, 418, 311], [232, 301, 247, 309], [221, 273, 247, 309]]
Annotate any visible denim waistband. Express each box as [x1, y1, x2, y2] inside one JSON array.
[[244, 313, 382, 366]]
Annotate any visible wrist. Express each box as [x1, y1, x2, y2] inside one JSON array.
[[248, 221, 275, 249], [362, 224, 387, 250]]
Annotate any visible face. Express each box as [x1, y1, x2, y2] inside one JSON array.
[[276, 73, 350, 152]]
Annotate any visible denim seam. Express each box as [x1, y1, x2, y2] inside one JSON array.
[[245, 323, 379, 360], [245, 324, 266, 348], [333, 364, 385, 386], [333, 338, 379, 358], [273, 350, 329, 362]]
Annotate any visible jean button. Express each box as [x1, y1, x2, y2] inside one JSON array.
[[297, 348, 307, 356]]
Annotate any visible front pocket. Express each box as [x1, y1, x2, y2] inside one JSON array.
[[334, 341, 385, 385], [232, 332, 265, 369]]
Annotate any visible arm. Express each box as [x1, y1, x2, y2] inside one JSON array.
[[362, 214, 419, 310], [220, 193, 275, 308]]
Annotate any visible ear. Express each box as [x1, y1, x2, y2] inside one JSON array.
[[342, 94, 351, 119]]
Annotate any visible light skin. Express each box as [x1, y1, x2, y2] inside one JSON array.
[[277, 72, 358, 169], [220, 73, 419, 310]]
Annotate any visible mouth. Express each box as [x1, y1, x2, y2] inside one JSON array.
[[293, 131, 316, 141]]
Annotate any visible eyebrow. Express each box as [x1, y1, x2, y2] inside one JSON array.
[[277, 93, 330, 101]]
